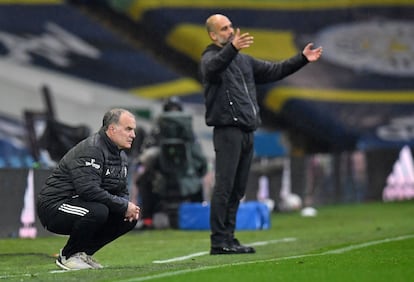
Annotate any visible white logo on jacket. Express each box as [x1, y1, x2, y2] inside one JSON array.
[[85, 159, 101, 169]]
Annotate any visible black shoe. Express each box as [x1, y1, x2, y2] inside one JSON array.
[[210, 239, 256, 255], [210, 246, 238, 255], [231, 238, 256, 254]]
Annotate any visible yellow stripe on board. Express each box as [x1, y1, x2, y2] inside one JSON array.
[[166, 25, 211, 62], [167, 24, 297, 62], [0, 0, 62, 4], [129, 78, 202, 99], [265, 87, 414, 111], [128, 0, 414, 21]]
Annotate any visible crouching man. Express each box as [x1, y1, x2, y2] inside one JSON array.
[[37, 108, 140, 270]]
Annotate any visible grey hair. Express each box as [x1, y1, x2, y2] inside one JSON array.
[[101, 108, 130, 131], [205, 15, 215, 33]]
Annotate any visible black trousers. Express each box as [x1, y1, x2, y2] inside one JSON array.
[[210, 126, 253, 247], [38, 198, 136, 258]]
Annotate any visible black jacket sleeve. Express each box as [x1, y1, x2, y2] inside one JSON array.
[[251, 53, 308, 84]]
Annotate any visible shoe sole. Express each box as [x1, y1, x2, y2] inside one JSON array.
[[234, 247, 256, 254], [210, 252, 236, 255], [210, 251, 255, 255], [56, 258, 93, 270], [210, 247, 256, 255], [56, 259, 72, 271]]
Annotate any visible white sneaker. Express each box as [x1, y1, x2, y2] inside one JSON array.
[[85, 255, 103, 269], [56, 251, 93, 270]]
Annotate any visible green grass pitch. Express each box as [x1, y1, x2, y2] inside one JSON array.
[[1, 201, 413, 281]]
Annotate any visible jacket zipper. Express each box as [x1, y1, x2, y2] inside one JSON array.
[[235, 65, 257, 116]]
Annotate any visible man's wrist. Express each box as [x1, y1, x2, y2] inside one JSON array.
[[230, 42, 239, 51], [301, 52, 309, 62]]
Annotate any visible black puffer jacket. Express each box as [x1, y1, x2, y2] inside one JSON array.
[[200, 43, 308, 131], [37, 129, 129, 215]]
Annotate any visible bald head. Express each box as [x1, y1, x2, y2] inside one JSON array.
[[205, 14, 234, 47], [206, 14, 228, 32]]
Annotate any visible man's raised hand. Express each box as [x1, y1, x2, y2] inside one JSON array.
[[302, 43, 323, 62], [232, 28, 254, 50]]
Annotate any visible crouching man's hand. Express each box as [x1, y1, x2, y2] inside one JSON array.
[[125, 201, 140, 222]]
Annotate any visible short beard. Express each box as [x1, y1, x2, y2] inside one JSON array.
[[217, 34, 233, 47]]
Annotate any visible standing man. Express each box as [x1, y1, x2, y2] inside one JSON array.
[[200, 14, 322, 255], [37, 108, 141, 270]]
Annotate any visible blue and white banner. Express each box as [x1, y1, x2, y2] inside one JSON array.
[[0, 3, 197, 95]]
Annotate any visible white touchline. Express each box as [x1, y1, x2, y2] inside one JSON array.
[[3, 234, 409, 280], [152, 251, 208, 264], [247, 237, 297, 247], [121, 234, 414, 282], [152, 237, 297, 264]]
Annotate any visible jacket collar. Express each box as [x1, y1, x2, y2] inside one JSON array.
[[203, 42, 238, 56], [99, 128, 120, 154]]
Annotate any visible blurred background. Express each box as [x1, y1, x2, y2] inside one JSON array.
[[0, 0, 413, 235]]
